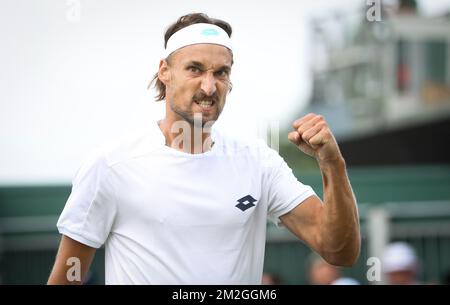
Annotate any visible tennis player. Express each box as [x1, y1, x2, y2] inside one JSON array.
[[48, 13, 360, 285]]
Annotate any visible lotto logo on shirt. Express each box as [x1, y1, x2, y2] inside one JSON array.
[[235, 195, 257, 211]]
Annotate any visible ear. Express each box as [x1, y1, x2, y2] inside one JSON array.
[[158, 59, 171, 86]]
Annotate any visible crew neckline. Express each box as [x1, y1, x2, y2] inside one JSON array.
[[154, 120, 220, 158]]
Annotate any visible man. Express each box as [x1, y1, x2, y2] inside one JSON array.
[[307, 252, 360, 285], [261, 273, 282, 285], [382, 242, 420, 285], [48, 13, 360, 285], [307, 253, 340, 285]]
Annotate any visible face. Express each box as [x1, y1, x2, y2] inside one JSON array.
[[386, 270, 416, 285], [158, 43, 232, 126], [309, 262, 340, 285]]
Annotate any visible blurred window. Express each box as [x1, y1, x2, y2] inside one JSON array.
[[424, 40, 447, 84]]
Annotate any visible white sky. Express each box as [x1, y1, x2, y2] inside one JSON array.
[[0, 0, 448, 185]]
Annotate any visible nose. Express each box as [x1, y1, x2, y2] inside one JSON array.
[[200, 72, 217, 97]]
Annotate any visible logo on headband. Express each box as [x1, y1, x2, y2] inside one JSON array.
[[201, 28, 219, 36]]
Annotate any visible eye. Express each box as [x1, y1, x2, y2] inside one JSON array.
[[215, 70, 229, 77], [188, 66, 201, 73]]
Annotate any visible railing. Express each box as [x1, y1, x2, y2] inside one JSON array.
[[1, 201, 450, 284], [265, 200, 450, 284]]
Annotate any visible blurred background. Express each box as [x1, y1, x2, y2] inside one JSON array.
[[1, 0, 450, 284]]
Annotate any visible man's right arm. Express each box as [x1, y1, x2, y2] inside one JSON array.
[[47, 235, 97, 285]]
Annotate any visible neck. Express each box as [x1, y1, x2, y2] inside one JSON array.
[[158, 114, 214, 154]]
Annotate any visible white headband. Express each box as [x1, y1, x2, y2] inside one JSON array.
[[163, 23, 232, 58]]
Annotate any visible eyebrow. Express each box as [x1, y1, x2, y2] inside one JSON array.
[[186, 61, 231, 73]]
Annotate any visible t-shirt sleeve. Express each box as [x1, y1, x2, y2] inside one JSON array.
[[57, 152, 117, 248], [261, 143, 316, 226]]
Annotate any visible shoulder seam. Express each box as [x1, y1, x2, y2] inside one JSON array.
[[105, 145, 164, 169]]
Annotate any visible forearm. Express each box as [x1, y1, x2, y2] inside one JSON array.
[[318, 157, 360, 266], [47, 235, 96, 285], [48, 266, 83, 285], [288, 113, 361, 265]]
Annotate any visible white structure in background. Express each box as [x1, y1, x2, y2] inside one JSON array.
[[306, 4, 450, 139]]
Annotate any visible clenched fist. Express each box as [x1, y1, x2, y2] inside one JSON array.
[[288, 113, 344, 165]]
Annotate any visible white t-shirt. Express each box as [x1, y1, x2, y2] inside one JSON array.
[[57, 122, 316, 284]]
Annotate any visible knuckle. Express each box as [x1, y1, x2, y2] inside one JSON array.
[[316, 121, 326, 128]]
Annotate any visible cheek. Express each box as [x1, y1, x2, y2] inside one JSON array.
[[219, 80, 230, 94], [171, 79, 194, 99]]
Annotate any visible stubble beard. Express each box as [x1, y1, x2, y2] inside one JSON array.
[[169, 99, 224, 128]]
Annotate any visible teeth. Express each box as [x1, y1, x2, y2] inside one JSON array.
[[196, 100, 213, 107]]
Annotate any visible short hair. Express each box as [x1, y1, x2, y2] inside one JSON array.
[[149, 13, 233, 101]]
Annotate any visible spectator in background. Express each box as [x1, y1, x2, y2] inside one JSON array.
[[307, 252, 359, 285], [382, 242, 420, 285], [261, 273, 282, 285], [331, 277, 360, 285]]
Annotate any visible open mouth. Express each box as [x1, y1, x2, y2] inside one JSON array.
[[194, 100, 215, 109]]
